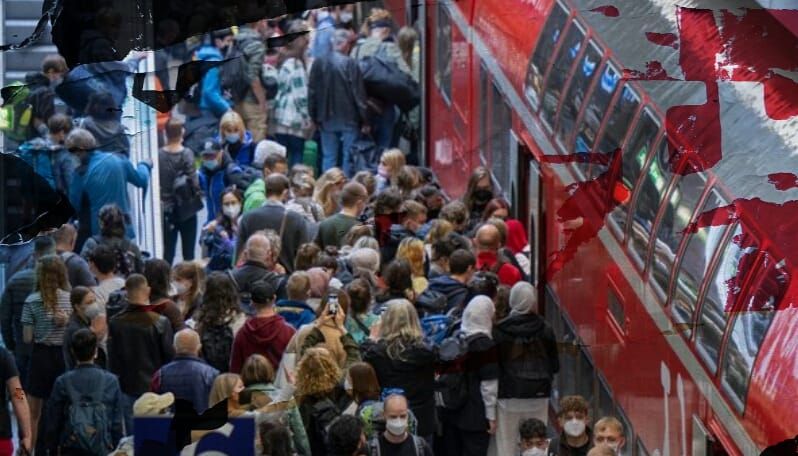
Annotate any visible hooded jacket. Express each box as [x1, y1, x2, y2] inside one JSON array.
[[230, 314, 295, 373], [276, 300, 316, 329], [493, 313, 559, 399], [360, 339, 437, 436], [80, 115, 130, 156], [426, 275, 469, 313], [196, 45, 232, 117]]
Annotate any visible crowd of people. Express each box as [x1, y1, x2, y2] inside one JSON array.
[[0, 4, 631, 456]]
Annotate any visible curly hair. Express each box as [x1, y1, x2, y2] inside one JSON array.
[[35, 255, 69, 313], [295, 347, 341, 402], [98, 204, 127, 238], [197, 272, 241, 331]]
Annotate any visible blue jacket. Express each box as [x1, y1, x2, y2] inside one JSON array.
[[46, 364, 125, 450], [311, 16, 336, 60], [198, 153, 245, 224], [196, 45, 232, 117], [217, 130, 256, 168], [68, 151, 150, 239], [426, 275, 469, 313], [276, 300, 316, 329], [151, 355, 220, 414]]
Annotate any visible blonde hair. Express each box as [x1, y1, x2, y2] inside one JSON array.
[[295, 347, 342, 401], [208, 373, 241, 410], [594, 416, 624, 435], [219, 111, 246, 135], [396, 238, 425, 277], [314, 168, 347, 217], [380, 299, 423, 360], [380, 149, 405, 179], [425, 219, 454, 244]]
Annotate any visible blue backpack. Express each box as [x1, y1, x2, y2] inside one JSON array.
[[61, 375, 113, 455], [421, 314, 454, 346], [17, 138, 59, 190]]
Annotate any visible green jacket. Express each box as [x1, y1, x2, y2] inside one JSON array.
[[243, 178, 266, 213]]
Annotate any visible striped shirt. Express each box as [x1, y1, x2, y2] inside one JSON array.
[[21, 289, 72, 346]]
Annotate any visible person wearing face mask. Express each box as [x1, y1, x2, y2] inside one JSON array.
[[201, 187, 244, 272], [381, 200, 427, 265], [518, 418, 550, 456], [592, 417, 625, 455], [548, 395, 593, 456], [368, 393, 433, 456], [462, 167, 496, 234], [198, 138, 250, 224], [218, 111, 256, 168], [63, 287, 107, 370], [16, 113, 76, 195]]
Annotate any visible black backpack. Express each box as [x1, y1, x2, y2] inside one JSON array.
[[106, 289, 127, 320], [220, 36, 259, 102], [200, 323, 234, 373], [355, 44, 420, 113], [93, 236, 138, 278], [435, 331, 473, 411]]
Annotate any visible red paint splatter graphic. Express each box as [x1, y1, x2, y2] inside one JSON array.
[[589, 5, 620, 17], [768, 173, 798, 191], [645, 32, 678, 49], [623, 61, 677, 81]]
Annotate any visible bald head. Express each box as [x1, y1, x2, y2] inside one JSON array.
[[475, 224, 500, 251], [245, 234, 272, 265], [174, 329, 201, 356]]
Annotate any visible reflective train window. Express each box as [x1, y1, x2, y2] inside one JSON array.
[[435, 3, 452, 103], [671, 190, 729, 337], [540, 22, 587, 130], [721, 257, 783, 412], [490, 83, 511, 190], [590, 84, 640, 179], [628, 136, 676, 269], [650, 169, 707, 302], [607, 109, 659, 240], [695, 224, 748, 374], [524, 2, 569, 109], [555, 40, 603, 152], [576, 63, 620, 154]]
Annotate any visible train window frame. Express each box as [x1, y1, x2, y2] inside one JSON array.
[[540, 20, 588, 133], [524, 0, 571, 111], [554, 39, 604, 153], [591, 83, 642, 183], [435, 2, 452, 105], [577, 60, 621, 156]]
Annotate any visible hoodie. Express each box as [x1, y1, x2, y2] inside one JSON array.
[[196, 45, 232, 117], [230, 314, 295, 373], [276, 300, 316, 330], [492, 313, 559, 399], [426, 275, 469, 313]]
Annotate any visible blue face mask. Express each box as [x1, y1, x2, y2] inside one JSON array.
[[202, 159, 218, 170], [225, 133, 241, 144]]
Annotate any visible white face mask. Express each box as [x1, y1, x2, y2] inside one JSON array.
[[339, 12, 353, 23], [607, 442, 621, 454], [173, 281, 188, 296], [523, 448, 547, 456], [223, 204, 241, 219], [83, 303, 102, 320], [563, 418, 586, 437], [385, 417, 408, 436]]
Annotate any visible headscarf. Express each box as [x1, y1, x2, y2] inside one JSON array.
[[509, 282, 537, 317], [461, 296, 495, 338], [505, 219, 528, 255]]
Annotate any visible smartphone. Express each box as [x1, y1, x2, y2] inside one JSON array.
[[328, 294, 339, 316]]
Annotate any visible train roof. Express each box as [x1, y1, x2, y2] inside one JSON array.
[[571, 0, 798, 207]]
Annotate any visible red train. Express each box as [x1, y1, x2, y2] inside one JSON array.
[[382, 0, 798, 453]]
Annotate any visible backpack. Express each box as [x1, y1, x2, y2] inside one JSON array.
[[160, 149, 204, 222], [200, 323, 234, 373], [368, 434, 426, 456], [105, 289, 127, 320], [61, 375, 113, 455], [415, 289, 447, 317], [93, 236, 138, 278], [435, 331, 474, 411], [355, 44, 420, 113], [220, 36, 259, 102], [17, 139, 58, 190], [0, 82, 33, 142], [420, 314, 454, 346]]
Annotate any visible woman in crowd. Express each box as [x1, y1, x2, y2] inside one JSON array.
[[361, 299, 437, 444], [80, 204, 144, 275], [202, 186, 243, 272], [172, 261, 206, 321], [396, 238, 428, 295], [208, 373, 247, 416], [461, 167, 496, 233], [194, 272, 247, 372], [63, 286, 106, 370], [344, 278, 379, 344], [375, 149, 406, 193], [314, 168, 347, 218], [374, 259, 415, 314], [341, 361, 381, 416], [347, 248, 381, 292], [144, 258, 185, 332], [481, 198, 511, 222], [295, 347, 346, 456], [219, 111, 256, 168], [294, 243, 322, 272], [21, 255, 72, 451], [273, 20, 312, 167], [299, 289, 360, 369]]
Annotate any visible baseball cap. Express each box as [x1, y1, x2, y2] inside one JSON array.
[[200, 138, 222, 157], [133, 392, 175, 416]]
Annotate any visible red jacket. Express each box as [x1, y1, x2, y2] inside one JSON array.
[[230, 314, 295, 373], [476, 251, 522, 286]]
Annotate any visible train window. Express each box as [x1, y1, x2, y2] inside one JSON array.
[[540, 23, 586, 130], [592, 85, 641, 178], [695, 224, 747, 374], [608, 287, 625, 331], [576, 63, 620, 154], [650, 170, 707, 302], [628, 137, 676, 268], [555, 40, 603, 151], [491, 83, 511, 190], [720, 256, 783, 412], [607, 109, 659, 239], [435, 3, 452, 103], [524, 2, 569, 110], [671, 190, 728, 337]]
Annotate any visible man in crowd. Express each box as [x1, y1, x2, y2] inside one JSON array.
[[231, 233, 285, 313], [518, 417, 550, 456], [0, 345, 31, 454], [236, 174, 310, 273], [54, 223, 96, 287], [108, 274, 174, 432], [150, 328, 219, 414], [196, 29, 234, 118], [47, 329, 124, 454], [16, 113, 75, 195], [0, 235, 56, 387], [382, 200, 427, 263], [316, 182, 368, 249], [230, 282, 295, 374], [474, 223, 522, 286], [593, 417, 625, 454], [549, 395, 593, 456], [276, 271, 316, 329], [89, 244, 126, 309], [21, 54, 68, 141], [233, 20, 270, 142], [368, 393, 433, 456], [327, 415, 368, 456], [244, 152, 289, 212], [426, 248, 475, 313], [308, 28, 369, 176]]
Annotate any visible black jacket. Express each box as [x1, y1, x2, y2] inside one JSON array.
[[548, 428, 593, 456], [455, 335, 498, 432], [0, 268, 35, 355], [63, 313, 107, 370], [308, 50, 368, 127], [108, 304, 175, 396], [230, 261, 287, 312], [361, 339, 437, 437], [426, 275, 469, 314], [236, 202, 310, 274], [493, 313, 559, 399]]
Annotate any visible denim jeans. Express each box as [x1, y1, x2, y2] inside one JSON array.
[[274, 133, 306, 168], [372, 104, 398, 150], [163, 213, 198, 265], [122, 393, 138, 436], [319, 127, 359, 177]]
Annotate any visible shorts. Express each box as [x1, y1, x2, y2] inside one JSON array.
[[28, 343, 66, 398]]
